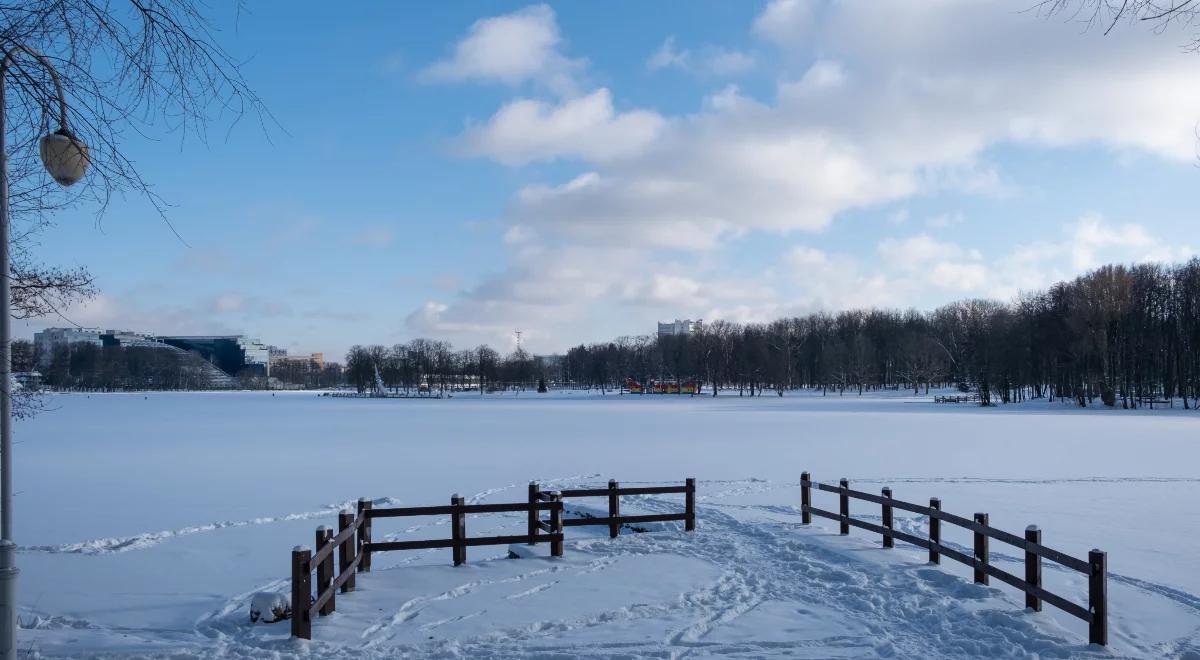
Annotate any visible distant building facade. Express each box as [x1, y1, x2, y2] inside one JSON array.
[[157, 335, 270, 376], [34, 327, 273, 378], [657, 319, 703, 338], [33, 327, 103, 366]]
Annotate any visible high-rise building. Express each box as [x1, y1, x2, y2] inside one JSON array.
[[33, 327, 103, 366], [657, 319, 703, 338]]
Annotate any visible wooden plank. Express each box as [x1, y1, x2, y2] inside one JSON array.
[[973, 513, 989, 585], [929, 498, 941, 565], [982, 562, 1091, 622], [338, 511, 355, 594], [1089, 550, 1107, 645], [559, 488, 609, 497], [330, 553, 361, 593], [801, 472, 812, 525], [366, 534, 564, 554], [608, 480, 620, 539], [839, 479, 850, 535], [685, 478, 696, 532], [613, 486, 688, 496], [527, 482, 540, 546], [881, 487, 894, 549], [550, 493, 564, 557], [369, 505, 458, 518], [290, 546, 311, 639], [315, 527, 334, 615], [804, 505, 840, 522], [1025, 526, 1041, 611], [561, 513, 688, 527], [365, 539, 457, 552], [369, 501, 561, 517], [357, 498, 372, 573], [451, 495, 465, 566], [938, 544, 974, 569]]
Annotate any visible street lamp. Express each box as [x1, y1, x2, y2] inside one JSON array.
[[0, 44, 89, 658]]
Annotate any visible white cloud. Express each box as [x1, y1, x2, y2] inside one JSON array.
[[707, 49, 756, 75], [648, 39, 754, 76], [789, 59, 846, 93], [417, 0, 1200, 349], [461, 89, 666, 165], [753, 0, 816, 45], [648, 36, 689, 71], [421, 5, 582, 94]]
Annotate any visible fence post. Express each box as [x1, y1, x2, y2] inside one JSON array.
[[338, 510, 355, 593], [315, 526, 335, 615], [1089, 549, 1107, 646], [528, 482, 540, 545], [550, 493, 564, 557], [973, 512, 989, 585], [357, 498, 372, 572], [608, 479, 620, 539], [685, 477, 696, 531], [290, 545, 311, 639], [838, 478, 849, 535], [1024, 525, 1041, 611], [800, 472, 811, 525], [881, 487, 894, 548], [451, 494, 466, 566], [928, 498, 941, 564]]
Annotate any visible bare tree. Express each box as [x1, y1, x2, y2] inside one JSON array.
[[1036, 1, 1200, 47], [1, 1, 273, 318]]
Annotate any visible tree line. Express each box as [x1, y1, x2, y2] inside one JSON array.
[[344, 340, 545, 394], [346, 259, 1200, 408]]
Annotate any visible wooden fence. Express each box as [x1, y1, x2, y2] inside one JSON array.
[[800, 472, 1107, 646], [550, 478, 696, 538], [289, 478, 695, 640]]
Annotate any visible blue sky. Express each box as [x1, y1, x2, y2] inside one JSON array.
[[18, 1, 1200, 360]]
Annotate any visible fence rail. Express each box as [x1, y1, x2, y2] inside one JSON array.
[[289, 478, 696, 640], [551, 478, 695, 538], [800, 472, 1107, 646]]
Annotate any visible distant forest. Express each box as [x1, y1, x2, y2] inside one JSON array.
[[348, 260, 1200, 409]]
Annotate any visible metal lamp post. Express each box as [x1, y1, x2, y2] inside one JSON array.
[[0, 44, 89, 658]]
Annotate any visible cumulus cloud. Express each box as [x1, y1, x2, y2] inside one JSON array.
[[461, 89, 666, 165], [753, 0, 816, 45], [411, 0, 1200, 350], [421, 4, 583, 94]]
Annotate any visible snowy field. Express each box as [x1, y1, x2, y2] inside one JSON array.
[[10, 390, 1200, 658]]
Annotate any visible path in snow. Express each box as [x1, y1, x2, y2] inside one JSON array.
[[21, 478, 1194, 658]]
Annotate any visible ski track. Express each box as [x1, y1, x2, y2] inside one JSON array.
[[24, 477, 1200, 659]]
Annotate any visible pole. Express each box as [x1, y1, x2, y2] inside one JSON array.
[[0, 46, 76, 657], [0, 57, 17, 660]]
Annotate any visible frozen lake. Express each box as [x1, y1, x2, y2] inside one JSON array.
[[12, 391, 1200, 658]]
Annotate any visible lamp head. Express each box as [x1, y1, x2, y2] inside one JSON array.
[[39, 128, 89, 187]]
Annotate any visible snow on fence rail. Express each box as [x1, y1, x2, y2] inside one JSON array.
[[554, 478, 696, 537], [288, 479, 696, 640], [800, 472, 1107, 646]]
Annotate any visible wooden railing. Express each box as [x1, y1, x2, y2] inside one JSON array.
[[800, 472, 1108, 646], [288, 480, 696, 640], [289, 495, 563, 640], [554, 478, 696, 538]]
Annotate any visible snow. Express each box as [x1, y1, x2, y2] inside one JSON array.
[[10, 390, 1200, 657]]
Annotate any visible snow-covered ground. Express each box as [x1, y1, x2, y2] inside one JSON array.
[[11, 390, 1200, 658]]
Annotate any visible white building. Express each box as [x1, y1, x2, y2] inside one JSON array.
[[657, 319, 703, 338], [33, 327, 103, 366]]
